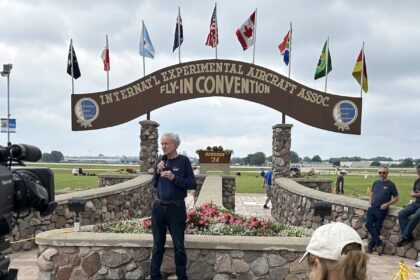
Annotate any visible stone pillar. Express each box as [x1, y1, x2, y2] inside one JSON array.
[[139, 120, 159, 173], [272, 124, 293, 179]]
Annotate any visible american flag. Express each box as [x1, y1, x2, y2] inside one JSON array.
[[205, 6, 218, 47]]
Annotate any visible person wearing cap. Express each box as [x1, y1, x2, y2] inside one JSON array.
[[300, 222, 367, 280], [365, 165, 399, 255], [335, 170, 347, 194], [397, 164, 420, 247]]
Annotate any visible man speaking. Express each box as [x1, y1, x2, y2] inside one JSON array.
[[150, 133, 197, 280]]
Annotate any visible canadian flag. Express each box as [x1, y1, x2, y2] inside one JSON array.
[[236, 11, 256, 51], [101, 37, 110, 71]]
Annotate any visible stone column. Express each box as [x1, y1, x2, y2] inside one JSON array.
[[139, 120, 159, 173], [272, 124, 293, 179]]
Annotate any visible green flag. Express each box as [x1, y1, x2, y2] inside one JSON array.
[[314, 40, 332, 80]]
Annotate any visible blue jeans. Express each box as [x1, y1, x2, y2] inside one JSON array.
[[365, 206, 387, 249], [398, 203, 420, 240], [150, 202, 188, 280]]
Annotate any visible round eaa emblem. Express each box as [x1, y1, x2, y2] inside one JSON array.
[[74, 98, 99, 128], [332, 100, 358, 131]]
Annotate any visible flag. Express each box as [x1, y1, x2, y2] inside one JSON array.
[[314, 40, 332, 80], [352, 49, 368, 93], [236, 11, 256, 51], [140, 22, 155, 58], [205, 6, 218, 48], [173, 9, 183, 52], [101, 37, 110, 71], [67, 41, 81, 79], [278, 31, 290, 65]]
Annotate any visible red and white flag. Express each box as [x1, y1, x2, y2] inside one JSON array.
[[101, 36, 110, 71], [235, 11, 256, 51], [205, 5, 218, 47]]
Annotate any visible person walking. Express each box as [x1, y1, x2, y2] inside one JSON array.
[[335, 170, 347, 194], [263, 168, 272, 209], [397, 164, 420, 247], [150, 133, 197, 280], [365, 165, 399, 255]]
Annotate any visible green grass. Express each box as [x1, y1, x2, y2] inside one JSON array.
[[26, 163, 416, 207]]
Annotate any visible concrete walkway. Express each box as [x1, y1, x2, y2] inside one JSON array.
[[8, 193, 420, 279]]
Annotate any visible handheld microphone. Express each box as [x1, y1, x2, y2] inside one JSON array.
[[161, 155, 169, 171]]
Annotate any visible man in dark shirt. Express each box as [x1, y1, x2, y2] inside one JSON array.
[[335, 170, 347, 194], [365, 165, 399, 255], [397, 164, 420, 247], [150, 133, 196, 280]]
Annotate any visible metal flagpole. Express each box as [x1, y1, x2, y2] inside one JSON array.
[[283, 22, 292, 124], [70, 39, 75, 94], [360, 41, 365, 97], [6, 69, 10, 146], [215, 2, 218, 59], [178, 7, 181, 64], [252, 8, 257, 64], [142, 21, 150, 120], [106, 34, 109, 91], [324, 37, 329, 93]]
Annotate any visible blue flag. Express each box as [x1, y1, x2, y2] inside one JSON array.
[[139, 22, 155, 58], [173, 9, 183, 52]]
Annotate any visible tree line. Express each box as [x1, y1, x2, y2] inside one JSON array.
[[230, 151, 420, 168]]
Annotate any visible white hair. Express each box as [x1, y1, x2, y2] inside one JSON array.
[[162, 133, 181, 147]]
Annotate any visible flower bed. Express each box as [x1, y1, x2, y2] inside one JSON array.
[[96, 203, 312, 237]]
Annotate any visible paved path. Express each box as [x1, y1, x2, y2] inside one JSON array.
[[8, 193, 420, 279]]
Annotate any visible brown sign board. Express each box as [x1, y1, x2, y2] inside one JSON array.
[[197, 151, 231, 164], [72, 59, 362, 134]]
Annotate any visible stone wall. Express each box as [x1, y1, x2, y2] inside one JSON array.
[[292, 178, 333, 193], [271, 178, 420, 259], [98, 174, 139, 188], [192, 175, 236, 210], [10, 175, 155, 252], [272, 124, 293, 179], [36, 229, 310, 280], [139, 120, 159, 173]]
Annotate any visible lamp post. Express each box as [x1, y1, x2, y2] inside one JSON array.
[[1, 64, 13, 146]]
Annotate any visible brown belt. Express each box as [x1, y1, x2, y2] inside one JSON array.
[[155, 198, 185, 205]]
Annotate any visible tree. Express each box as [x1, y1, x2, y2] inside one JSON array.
[[400, 158, 414, 168], [41, 150, 64, 162], [303, 156, 311, 162], [332, 160, 341, 167], [312, 155, 322, 162], [370, 160, 381, 167], [290, 151, 301, 163], [415, 158, 420, 167], [244, 152, 266, 166]]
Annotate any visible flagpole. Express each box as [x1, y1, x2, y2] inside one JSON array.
[[178, 6, 181, 64], [106, 34, 109, 91], [360, 41, 365, 97], [70, 38, 74, 94], [141, 20, 150, 120], [215, 2, 218, 59], [324, 37, 329, 93], [283, 22, 292, 124], [252, 8, 257, 64], [142, 21, 146, 77]]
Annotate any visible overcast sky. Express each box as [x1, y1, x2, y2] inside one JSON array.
[[0, 0, 419, 160]]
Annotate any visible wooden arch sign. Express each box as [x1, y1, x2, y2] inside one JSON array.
[[71, 59, 362, 134]]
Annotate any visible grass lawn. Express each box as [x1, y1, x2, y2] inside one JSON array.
[[26, 163, 416, 207]]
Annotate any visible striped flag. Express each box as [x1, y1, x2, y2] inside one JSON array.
[[101, 36, 110, 71], [278, 31, 290, 65], [352, 49, 368, 93], [139, 22, 155, 58], [235, 10, 256, 51], [205, 5, 218, 47]]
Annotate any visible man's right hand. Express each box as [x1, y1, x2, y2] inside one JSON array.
[[156, 160, 165, 173]]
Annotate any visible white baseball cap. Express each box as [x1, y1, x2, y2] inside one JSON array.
[[299, 222, 364, 263]]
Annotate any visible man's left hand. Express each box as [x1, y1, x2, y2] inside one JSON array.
[[161, 170, 175, 180], [380, 203, 388, 210]]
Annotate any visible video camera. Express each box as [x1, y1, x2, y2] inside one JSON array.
[[0, 144, 57, 280]]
